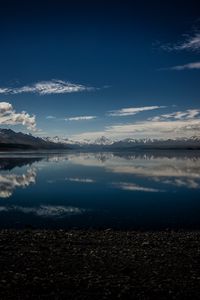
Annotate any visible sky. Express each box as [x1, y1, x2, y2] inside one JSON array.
[[0, 0, 200, 141]]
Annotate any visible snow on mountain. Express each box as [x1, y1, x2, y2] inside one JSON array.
[[93, 136, 113, 145], [42, 134, 200, 149], [111, 136, 200, 148], [43, 135, 114, 146], [43, 136, 76, 145], [2, 128, 198, 150]]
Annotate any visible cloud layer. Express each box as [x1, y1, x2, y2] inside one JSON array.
[[150, 109, 200, 121], [0, 80, 94, 95], [65, 116, 96, 121], [105, 119, 200, 139], [0, 102, 36, 131], [163, 61, 200, 71], [65, 177, 95, 183], [71, 108, 200, 141], [162, 32, 200, 52], [108, 106, 165, 117]]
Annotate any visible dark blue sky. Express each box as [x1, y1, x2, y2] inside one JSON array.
[[0, 0, 200, 140]]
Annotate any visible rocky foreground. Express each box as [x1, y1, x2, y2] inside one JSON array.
[[0, 230, 200, 299]]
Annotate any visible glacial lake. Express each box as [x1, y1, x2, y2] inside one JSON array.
[[0, 150, 200, 230]]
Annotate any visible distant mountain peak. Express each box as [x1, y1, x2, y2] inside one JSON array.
[[94, 136, 113, 145]]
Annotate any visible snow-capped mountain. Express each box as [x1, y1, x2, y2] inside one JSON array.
[[43, 135, 114, 146], [43, 136, 78, 145], [1, 128, 200, 150], [110, 136, 200, 149], [42, 135, 200, 149], [93, 136, 113, 145]]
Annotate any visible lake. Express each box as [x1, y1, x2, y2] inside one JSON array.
[[0, 150, 200, 230]]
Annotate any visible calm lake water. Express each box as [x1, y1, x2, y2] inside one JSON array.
[[0, 150, 200, 230]]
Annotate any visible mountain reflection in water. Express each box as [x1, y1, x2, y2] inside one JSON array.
[[0, 151, 199, 229]]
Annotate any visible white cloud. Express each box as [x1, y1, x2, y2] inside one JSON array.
[[157, 178, 200, 189], [71, 108, 200, 141], [65, 115, 96, 121], [163, 61, 200, 71], [0, 102, 37, 131], [105, 119, 200, 139], [46, 114, 97, 121], [150, 109, 200, 121], [0, 88, 10, 94], [0, 79, 95, 95], [0, 102, 12, 113], [113, 182, 160, 192], [46, 115, 56, 119], [65, 177, 95, 183], [162, 32, 200, 52], [108, 105, 165, 117]]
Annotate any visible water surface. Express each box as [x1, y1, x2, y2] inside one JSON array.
[[0, 150, 200, 229]]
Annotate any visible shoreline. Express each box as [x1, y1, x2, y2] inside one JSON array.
[[0, 229, 200, 299]]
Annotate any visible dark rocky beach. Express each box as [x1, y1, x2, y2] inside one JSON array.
[[0, 229, 200, 299]]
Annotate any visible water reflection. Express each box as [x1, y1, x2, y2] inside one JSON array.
[[0, 205, 84, 217], [0, 151, 200, 199], [112, 182, 161, 193], [0, 157, 42, 171], [66, 152, 200, 190], [0, 151, 200, 229], [65, 177, 95, 183], [0, 168, 36, 198]]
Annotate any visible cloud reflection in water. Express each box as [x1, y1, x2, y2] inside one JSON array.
[[66, 152, 200, 190], [0, 205, 85, 218], [0, 152, 200, 201], [0, 168, 36, 198]]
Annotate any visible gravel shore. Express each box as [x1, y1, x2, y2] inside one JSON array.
[[0, 230, 200, 299]]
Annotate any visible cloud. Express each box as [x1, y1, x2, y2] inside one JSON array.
[[46, 115, 97, 121], [162, 61, 200, 71], [65, 115, 96, 121], [0, 102, 37, 131], [105, 119, 200, 139], [0, 80, 95, 95], [162, 32, 200, 52], [150, 109, 200, 121], [0, 88, 10, 94], [156, 178, 200, 189], [65, 177, 95, 183], [46, 115, 56, 119], [71, 108, 200, 141], [108, 105, 165, 117]]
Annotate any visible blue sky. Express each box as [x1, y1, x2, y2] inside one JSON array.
[[0, 0, 200, 141]]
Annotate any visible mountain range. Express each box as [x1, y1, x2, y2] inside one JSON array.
[[44, 134, 200, 149], [0, 128, 200, 150], [0, 129, 69, 150]]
